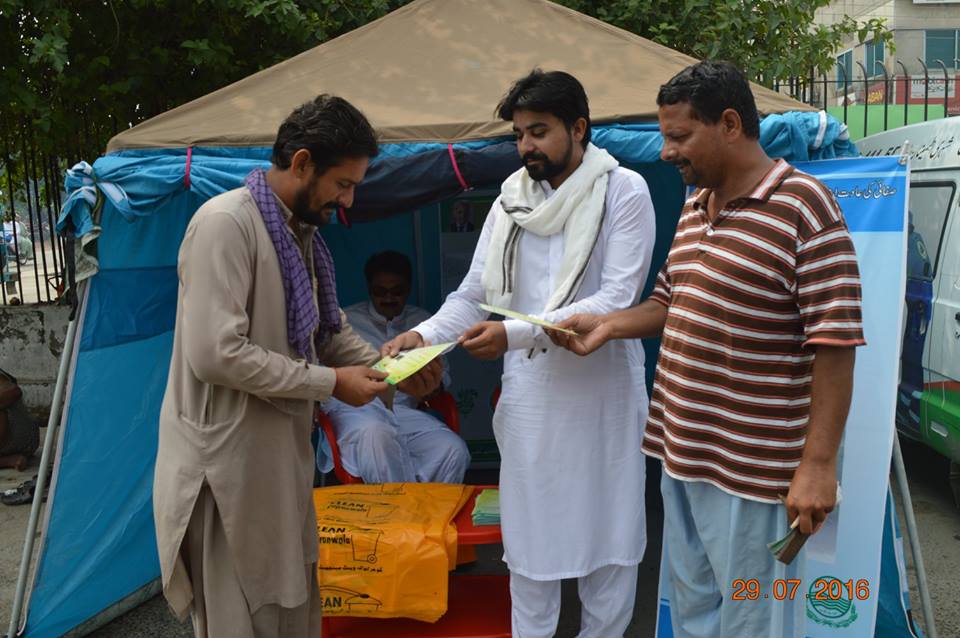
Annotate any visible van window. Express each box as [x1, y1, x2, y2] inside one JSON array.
[[908, 182, 954, 279]]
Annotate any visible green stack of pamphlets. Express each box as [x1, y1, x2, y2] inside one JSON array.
[[767, 526, 809, 565], [471, 488, 500, 526]]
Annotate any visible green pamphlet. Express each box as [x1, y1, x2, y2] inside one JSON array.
[[372, 342, 456, 385], [478, 303, 577, 335], [767, 526, 809, 565], [471, 488, 500, 526]]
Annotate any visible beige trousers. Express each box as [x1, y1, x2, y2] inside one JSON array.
[[184, 486, 322, 638]]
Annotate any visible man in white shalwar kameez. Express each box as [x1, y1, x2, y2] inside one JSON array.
[[384, 70, 656, 638]]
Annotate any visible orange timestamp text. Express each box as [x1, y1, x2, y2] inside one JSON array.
[[731, 578, 871, 601]]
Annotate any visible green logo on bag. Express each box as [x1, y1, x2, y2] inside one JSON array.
[[806, 576, 858, 629]]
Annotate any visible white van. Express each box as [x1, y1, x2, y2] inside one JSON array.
[[859, 119, 960, 467]]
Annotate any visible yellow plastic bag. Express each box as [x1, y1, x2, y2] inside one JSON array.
[[314, 482, 471, 622]]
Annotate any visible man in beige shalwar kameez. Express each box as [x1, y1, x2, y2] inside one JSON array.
[[153, 95, 441, 638]]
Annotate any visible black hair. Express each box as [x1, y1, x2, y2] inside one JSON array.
[[272, 94, 379, 172], [656, 61, 761, 139], [364, 250, 412, 285], [496, 69, 591, 148]]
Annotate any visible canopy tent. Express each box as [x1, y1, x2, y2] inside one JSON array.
[[106, 0, 808, 151], [12, 1, 920, 637]]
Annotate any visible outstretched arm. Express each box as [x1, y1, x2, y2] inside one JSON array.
[[385, 201, 501, 356], [549, 298, 668, 356]]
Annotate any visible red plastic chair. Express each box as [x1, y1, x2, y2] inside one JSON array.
[[321, 574, 511, 638], [490, 384, 501, 411], [317, 389, 461, 485]]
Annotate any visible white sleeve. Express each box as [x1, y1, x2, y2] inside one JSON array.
[[406, 306, 453, 387], [503, 318, 538, 350], [413, 201, 499, 345]]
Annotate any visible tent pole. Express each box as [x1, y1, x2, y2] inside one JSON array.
[[891, 434, 938, 638], [413, 208, 426, 306], [6, 279, 86, 638]]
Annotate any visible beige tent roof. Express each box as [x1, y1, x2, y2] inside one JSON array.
[[107, 0, 811, 152]]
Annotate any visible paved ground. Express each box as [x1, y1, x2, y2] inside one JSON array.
[[1, 446, 957, 637], [3, 243, 63, 306], [895, 438, 960, 638], [0, 448, 43, 638]]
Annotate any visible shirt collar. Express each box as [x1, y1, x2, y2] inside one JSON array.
[[274, 191, 294, 221], [744, 159, 792, 202], [366, 300, 387, 326], [274, 193, 316, 246], [365, 300, 410, 327], [691, 159, 793, 211]]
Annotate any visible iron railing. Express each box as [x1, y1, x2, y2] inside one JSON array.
[[1, 117, 111, 306], [772, 60, 957, 137]]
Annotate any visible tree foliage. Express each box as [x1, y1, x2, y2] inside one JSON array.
[[0, 0, 408, 161], [559, 0, 891, 84], [0, 0, 889, 209]]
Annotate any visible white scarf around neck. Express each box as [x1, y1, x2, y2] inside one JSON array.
[[482, 142, 618, 312]]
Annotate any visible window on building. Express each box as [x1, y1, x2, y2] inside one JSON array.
[[836, 50, 853, 88], [866, 40, 885, 76], [925, 30, 958, 69]]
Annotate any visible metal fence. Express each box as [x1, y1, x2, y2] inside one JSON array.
[[773, 62, 958, 137], [1, 68, 956, 306], [1, 116, 111, 306]]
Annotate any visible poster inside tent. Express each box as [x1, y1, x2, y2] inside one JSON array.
[[439, 196, 503, 465]]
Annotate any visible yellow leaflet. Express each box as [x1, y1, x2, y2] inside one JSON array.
[[479, 303, 578, 335], [372, 343, 456, 385]]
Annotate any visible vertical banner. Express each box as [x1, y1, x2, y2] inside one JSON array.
[[655, 156, 908, 637]]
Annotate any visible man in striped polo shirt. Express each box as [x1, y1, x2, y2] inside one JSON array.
[[551, 61, 865, 637]]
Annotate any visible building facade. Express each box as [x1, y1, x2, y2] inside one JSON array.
[[816, 0, 960, 114]]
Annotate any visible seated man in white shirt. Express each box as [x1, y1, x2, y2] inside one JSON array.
[[317, 251, 470, 483]]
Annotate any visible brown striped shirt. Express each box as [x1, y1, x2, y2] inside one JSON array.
[[642, 160, 865, 503]]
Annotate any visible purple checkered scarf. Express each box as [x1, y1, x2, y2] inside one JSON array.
[[246, 168, 341, 361]]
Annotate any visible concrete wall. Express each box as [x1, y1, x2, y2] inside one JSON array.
[[816, 0, 960, 30], [893, 0, 960, 75], [817, 0, 895, 26], [0, 304, 71, 419], [895, 0, 960, 30], [896, 29, 928, 73]]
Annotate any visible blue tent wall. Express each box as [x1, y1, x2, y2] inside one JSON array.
[[322, 213, 428, 308], [23, 191, 200, 637], [26, 113, 885, 637]]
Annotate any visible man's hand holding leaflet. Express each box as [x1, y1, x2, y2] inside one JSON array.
[[478, 302, 578, 335], [372, 342, 456, 385]]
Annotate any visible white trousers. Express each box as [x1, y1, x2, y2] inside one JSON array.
[[509, 564, 638, 638], [324, 397, 470, 484]]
